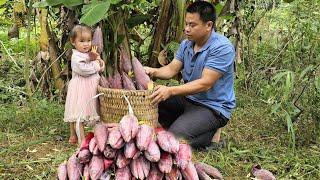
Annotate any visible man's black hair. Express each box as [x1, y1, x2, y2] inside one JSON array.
[[186, 1, 216, 28]]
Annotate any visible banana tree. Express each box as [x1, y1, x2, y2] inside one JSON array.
[[30, 0, 241, 97], [148, 0, 186, 67], [32, 0, 136, 96]]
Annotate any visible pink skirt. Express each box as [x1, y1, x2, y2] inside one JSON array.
[[64, 73, 100, 123]]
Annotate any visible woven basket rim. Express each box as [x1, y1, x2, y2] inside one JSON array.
[[98, 85, 153, 93]]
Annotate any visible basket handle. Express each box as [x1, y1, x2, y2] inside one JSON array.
[[123, 94, 134, 115], [76, 93, 104, 145]]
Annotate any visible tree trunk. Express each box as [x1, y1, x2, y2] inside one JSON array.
[[37, 8, 52, 97], [149, 0, 172, 67], [39, 9, 49, 52], [48, 32, 65, 94], [171, 0, 186, 42], [118, 10, 131, 59], [42, 8, 65, 94]]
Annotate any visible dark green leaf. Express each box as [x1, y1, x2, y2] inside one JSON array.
[[215, 3, 223, 15], [272, 71, 288, 84], [284, 71, 294, 100], [46, 0, 64, 6], [0, 8, 5, 14], [299, 65, 313, 80], [110, 0, 121, 5], [220, 15, 234, 21], [80, 1, 110, 26], [0, 0, 7, 6], [271, 103, 281, 114], [166, 41, 180, 53], [63, 0, 84, 8], [64, 41, 73, 51], [126, 14, 152, 29], [32, 1, 50, 8], [315, 77, 320, 92]]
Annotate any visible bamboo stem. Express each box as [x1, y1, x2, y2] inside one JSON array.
[[24, 0, 33, 104]]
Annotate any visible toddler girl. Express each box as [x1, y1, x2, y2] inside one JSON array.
[[64, 24, 105, 145]]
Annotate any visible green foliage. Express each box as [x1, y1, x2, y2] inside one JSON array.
[[0, 28, 39, 104], [0, 0, 7, 6], [236, 0, 320, 148], [33, 0, 84, 8], [126, 14, 153, 29], [35, 0, 82, 7], [46, 0, 65, 6], [160, 41, 180, 64], [80, 1, 111, 26], [0, 29, 38, 54], [0, 0, 13, 26], [63, 0, 84, 8]]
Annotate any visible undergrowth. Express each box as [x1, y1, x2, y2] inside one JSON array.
[[0, 92, 319, 179]]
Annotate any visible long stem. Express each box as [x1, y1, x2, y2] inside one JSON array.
[[25, 0, 33, 104], [0, 40, 21, 70]]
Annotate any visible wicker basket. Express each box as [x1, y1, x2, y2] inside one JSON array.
[[98, 85, 158, 127]]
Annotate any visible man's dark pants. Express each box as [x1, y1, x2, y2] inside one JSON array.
[[158, 96, 229, 149]]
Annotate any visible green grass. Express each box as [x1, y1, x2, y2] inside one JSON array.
[[0, 92, 319, 179], [194, 93, 320, 179]]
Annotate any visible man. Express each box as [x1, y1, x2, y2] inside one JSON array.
[[145, 1, 235, 149]]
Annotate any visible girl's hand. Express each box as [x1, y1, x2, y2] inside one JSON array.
[[89, 46, 101, 61], [88, 51, 98, 61], [91, 46, 98, 54], [96, 54, 101, 60]]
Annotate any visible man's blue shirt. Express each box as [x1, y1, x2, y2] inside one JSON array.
[[175, 31, 236, 119]]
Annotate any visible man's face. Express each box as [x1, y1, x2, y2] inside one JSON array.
[[184, 13, 212, 42], [72, 31, 92, 53]]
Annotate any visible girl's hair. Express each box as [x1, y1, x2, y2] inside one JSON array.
[[69, 24, 92, 42]]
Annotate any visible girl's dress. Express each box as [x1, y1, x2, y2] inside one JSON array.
[[64, 49, 102, 123]]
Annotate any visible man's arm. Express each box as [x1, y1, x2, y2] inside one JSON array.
[[171, 68, 222, 96], [144, 59, 183, 80], [151, 68, 222, 104]]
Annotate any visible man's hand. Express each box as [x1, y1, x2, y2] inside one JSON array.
[[144, 66, 157, 78], [150, 85, 172, 105]]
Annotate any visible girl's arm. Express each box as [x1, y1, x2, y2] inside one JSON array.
[[71, 53, 100, 77], [98, 59, 105, 72]]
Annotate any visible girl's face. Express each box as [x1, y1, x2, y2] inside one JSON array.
[[72, 31, 92, 53]]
